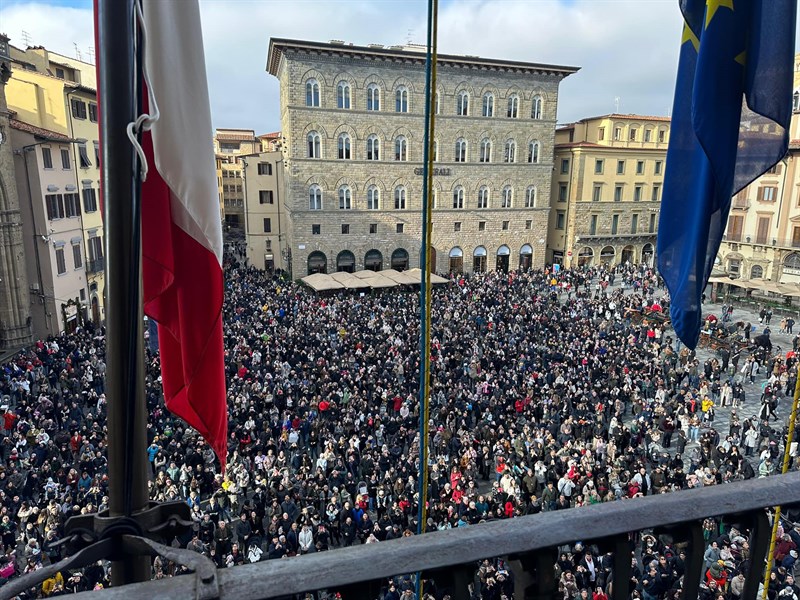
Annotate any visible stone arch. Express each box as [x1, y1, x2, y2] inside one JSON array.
[[452, 82, 476, 97], [502, 85, 523, 99], [363, 176, 387, 194], [448, 178, 469, 193], [473, 177, 493, 193], [302, 122, 329, 139], [334, 176, 360, 193], [332, 123, 358, 140], [300, 68, 328, 87], [390, 125, 415, 140], [526, 87, 549, 102], [391, 76, 417, 93], [304, 175, 330, 190], [332, 71, 358, 88], [362, 74, 388, 90], [359, 125, 389, 142]]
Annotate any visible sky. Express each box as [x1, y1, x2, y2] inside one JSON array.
[[1, 0, 799, 134]]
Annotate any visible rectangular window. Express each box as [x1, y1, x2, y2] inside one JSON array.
[[72, 243, 83, 269], [454, 222, 461, 232], [644, 129, 652, 142], [634, 186, 642, 202], [88, 103, 98, 122], [592, 185, 602, 202], [726, 215, 743, 241], [478, 221, 486, 232], [55, 67, 65, 79], [369, 223, 377, 234], [42, 147, 53, 169], [654, 160, 663, 175], [64, 193, 81, 218], [259, 190, 274, 204], [629, 128, 637, 141], [558, 183, 568, 202], [502, 220, 509, 231], [561, 159, 569, 174], [594, 159, 604, 174], [767, 164, 780, 175], [70, 98, 87, 119], [523, 220, 531, 230], [792, 226, 800, 247], [341, 224, 350, 235], [265, 239, 272, 251], [651, 185, 661, 202], [658, 130, 666, 143], [396, 223, 404, 234], [257, 163, 272, 175], [312, 224, 320, 235], [45, 194, 65, 220], [636, 160, 644, 175], [616, 160, 625, 175], [556, 211, 565, 230], [61, 148, 71, 169], [631, 213, 639, 233], [757, 186, 777, 202], [82, 187, 98, 212], [55, 247, 66, 275], [614, 185, 623, 202], [263, 218, 271, 233], [728, 259, 740, 275], [649, 213, 657, 233], [756, 216, 770, 244], [611, 214, 619, 235], [590, 215, 598, 235], [614, 127, 622, 141], [94, 141, 100, 166], [598, 127, 605, 141], [78, 142, 91, 168]]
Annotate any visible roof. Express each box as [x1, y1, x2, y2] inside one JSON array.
[[554, 141, 605, 149], [258, 132, 281, 139], [573, 113, 672, 124], [9, 119, 73, 142], [216, 131, 256, 142], [267, 38, 580, 78]]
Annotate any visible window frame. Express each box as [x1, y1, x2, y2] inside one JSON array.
[[306, 79, 320, 107], [309, 184, 323, 210], [336, 81, 351, 109]]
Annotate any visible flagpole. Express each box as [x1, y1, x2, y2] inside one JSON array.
[[96, 0, 151, 585]]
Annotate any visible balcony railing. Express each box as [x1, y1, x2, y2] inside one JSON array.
[[56, 471, 800, 600], [86, 257, 105, 274]]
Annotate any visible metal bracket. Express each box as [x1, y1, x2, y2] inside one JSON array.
[[0, 501, 201, 600], [0, 535, 218, 600]]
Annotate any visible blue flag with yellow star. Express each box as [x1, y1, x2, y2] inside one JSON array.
[[658, 0, 795, 349]]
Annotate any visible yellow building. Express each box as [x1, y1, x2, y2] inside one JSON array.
[[213, 128, 259, 237], [5, 42, 105, 328], [717, 54, 800, 284], [548, 114, 670, 267], [241, 151, 288, 272]]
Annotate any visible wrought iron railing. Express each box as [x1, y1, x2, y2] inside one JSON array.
[[36, 471, 800, 600], [86, 257, 106, 274]]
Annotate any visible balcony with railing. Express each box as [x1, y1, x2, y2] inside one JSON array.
[[86, 257, 105, 274], [27, 471, 799, 600]]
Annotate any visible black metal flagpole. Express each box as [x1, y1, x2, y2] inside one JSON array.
[[96, 0, 151, 585]]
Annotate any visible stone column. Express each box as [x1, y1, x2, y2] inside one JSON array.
[[0, 39, 33, 351]]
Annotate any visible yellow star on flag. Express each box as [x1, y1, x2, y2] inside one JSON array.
[[705, 0, 734, 28], [682, 23, 700, 52]]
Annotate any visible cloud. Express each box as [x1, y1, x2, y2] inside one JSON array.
[[1, 0, 798, 133]]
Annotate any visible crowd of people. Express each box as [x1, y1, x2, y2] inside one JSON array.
[[0, 253, 798, 599]]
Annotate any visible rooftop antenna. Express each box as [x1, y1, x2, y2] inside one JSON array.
[[88, 46, 95, 64], [73, 42, 82, 61], [614, 96, 621, 113], [21, 30, 32, 47], [407, 29, 413, 44]]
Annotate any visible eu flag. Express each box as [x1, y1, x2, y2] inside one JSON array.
[[657, 0, 796, 349]]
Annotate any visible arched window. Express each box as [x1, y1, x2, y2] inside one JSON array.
[[366, 83, 380, 111], [449, 247, 463, 273], [338, 185, 352, 210], [794, 90, 800, 112], [434, 92, 440, 115], [457, 91, 469, 116], [478, 186, 489, 209], [306, 79, 320, 107], [337, 82, 351, 109], [307, 131, 321, 158], [337, 133, 351, 159], [336, 250, 355, 273], [309, 184, 322, 210], [432, 189, 438, 209], [784, 252, 800, 270], [507, 94, 519, 118], [394, 186, 407, 209], [531, 95, 543, 119], [501, 185, 513, 208], [504, 139, 516, 163], [396, 86, 409, 113], [364, 249, 383, 271], [455, 138, 467, 162], [453, 186, 464, 209], [395, 136, 407, 161], [479, 138, 492, 163], [307, 251, 327, 274], [525, 186, 537, 208], [391, 248, 409, 271], [366, 135, 380, 161], [750, 264, 763, 279], [367, 185, 380, 210], [528, 140, 540, 163], [482, 93, 494, 117]]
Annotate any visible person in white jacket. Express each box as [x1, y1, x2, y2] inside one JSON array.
[[298, 524, 315, 554]]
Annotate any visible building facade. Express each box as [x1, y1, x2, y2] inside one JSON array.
[[241, 151, 288, 271], [4, 39, 104, 337], [548, 114, 670, 268], [267, 39, 578, 277], [0, 36, 33, 351], [716, 55, 800, 284], [214, 128, 259, 237]]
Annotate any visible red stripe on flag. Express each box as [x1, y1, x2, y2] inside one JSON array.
[[141, 104, 227, 469]]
